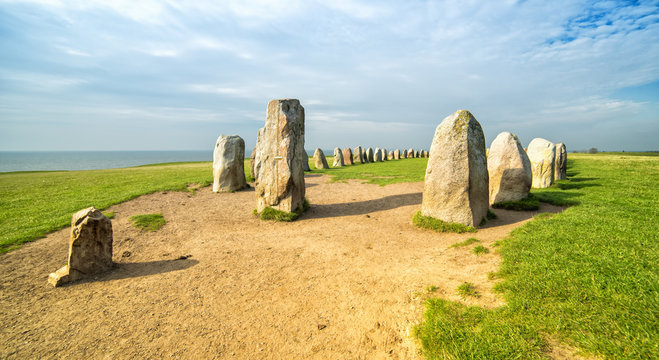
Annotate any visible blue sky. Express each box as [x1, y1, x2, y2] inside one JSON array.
[[1, 0, 657, 152]]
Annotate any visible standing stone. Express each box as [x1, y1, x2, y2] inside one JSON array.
[[388, 150, 394, 160], [48, 207, 113, 287], [343, 148, 353, 165], [422, 110, 489, 227], [332, 147, 344, 167], [527, 138, 556, 188], [374, 148, 382, 162], [487, 132, 532, 204], [415, 150, 420, 158], [402, 149, 408, 159], [249, 146, 256, 179], [555, 143, 567, 180], [424, 150, 429, 158], [364, 147, 372, 163], [213, 135, 247, 193], [302, 149, 311, 171], [408, 148, 414, 158], [254, 99, 306, 213], [313, 148, 329, 169], [381, 148, 387, 161], [394, 149, 400, 159], [353, 146, 363, 163]]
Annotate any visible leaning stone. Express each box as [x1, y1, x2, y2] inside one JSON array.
[[555, 143, 567, 180], [343, 148, 353, 165], [422, 110, 489, 227], [394, 149, 400, 159], [332, 147, 344, 167], [487, 132, 532, 204], [527, 138, 556, 188], [313, 148, 329, 169], [254, 99, 306, 213], [374, 148, 382, 162], [213, 135, 247, 193], [48, 207, 113, 287], [353, 146, 363, 163]]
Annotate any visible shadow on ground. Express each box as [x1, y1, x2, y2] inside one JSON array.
[[302, 192, 422, 219]]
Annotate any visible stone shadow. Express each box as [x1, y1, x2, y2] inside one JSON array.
[[62, 258, 199, 286], [301, 192, 422, 219]]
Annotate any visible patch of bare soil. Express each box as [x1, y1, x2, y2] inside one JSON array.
[[0, 175, 564, 359]]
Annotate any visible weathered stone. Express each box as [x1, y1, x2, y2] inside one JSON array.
[[343, 148, 353, 165], [213, 135, 247, 193], [374, 148, 382, 162], [381, 148, 387, 161], [313, 148, 329, 169], [388, 150, 394, 160], [424, 150, 429, 158], [402, 149, 408, 159], [249, 146, 256, 179], [394, 149, 400, 159], [48, 207, 113, 287], [353, 146, 363, 163], [422, 110, 489, 227], [555, 143, 567, 180], [254, 99, 306, 213], [366, 147, 374, 163], [414, 150, 419, 158], [527, 138, 556, 188], [332, 147, 344, 167], [303, 149, 311, 171], [408, 148, 414, 158], [487, 132, 532, 204]]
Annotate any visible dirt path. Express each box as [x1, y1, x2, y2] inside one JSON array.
[[0, 175, 561, 359]]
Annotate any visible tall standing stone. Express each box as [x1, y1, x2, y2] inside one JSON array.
[[343, 148, 353, 165], [48, 207, 113, 287], [394, 149, 400, 159], [487, 132, 532, 204], [332, 147, 344, 167], [374, 147, 382, 162], [353, 146, 363, 163], [422, 110, 489, 227], [527, 138, 556, 189], [254, 99, 306, 213], [313, 148, 329, 169], [213, 135, 247, 193], [555, 143, 567, 180]]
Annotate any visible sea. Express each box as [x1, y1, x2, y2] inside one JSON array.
[[0, 151, 212, 173]]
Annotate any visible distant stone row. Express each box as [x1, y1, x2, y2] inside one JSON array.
[[312, 146, 429, 169], [422, 110, 567, 227]]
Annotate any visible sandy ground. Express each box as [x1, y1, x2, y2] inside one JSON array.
[[0, 175, 565, 359]]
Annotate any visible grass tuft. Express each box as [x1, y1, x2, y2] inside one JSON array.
[[456, 282, 480, 298], [487, 209, 498, 219], [259, 199, 309, 222], [472, 245, 489, 255], [492, 194, 540, 211], [102, 211, 115, 219], [449, 237, 480, 248], [129, 213, 165, 231], [413, 211, 476, 234]]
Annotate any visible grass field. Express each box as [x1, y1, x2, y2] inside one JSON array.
[[1, 153, 657, 359]]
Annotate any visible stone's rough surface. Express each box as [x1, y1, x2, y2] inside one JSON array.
[[313, 148, 329, 169], [332, 147, 344, 167], [388, 150, 394, 160], [374, 148, 382, 162], [342, 148, 353, 165], [254, 99, 306, 213], [249, 147, 256, 179], [213, 135, 247, 193], [394, 149, 400, 159], [422, 110, 489, 227], [527, 138, 556, 188], [48, 207, 113, 287], [555, 143, 567, 180], [402, 149, 408, 159], [487, 132, 532, 204], [353, 146, 363, 163]]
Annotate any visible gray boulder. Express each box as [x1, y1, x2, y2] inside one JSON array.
[[555, 143, 567, 180], [332, 147, 344, 167], [487, 132, 532, 204], [527, 138, 556, 188], [213, 134, 247, 193], [313, 148, 329, 169]]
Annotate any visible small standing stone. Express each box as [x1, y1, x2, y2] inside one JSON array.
[[314, 148, 329, 169], [402, 149, 408, 159], [381, 148, 387, 161], [366, 147, 374, 163], [422, 110, 489, 227], [555, 143, 567, 180], [487, 132, 532, 204], [342, 148, 353, 165], [394, 149, 400, 159], [333, 147, 344, 167], [213, 134, 247, 193], [254, 99, 306, 213], [249, 146, 256, 179], [48, 207, 113, 287], [374, 147, 382, 162], [353, 146, 363, 163], [303, 149, 311, 171], [408, 148, 414, 158], [388, 150, 394, 160], [527, 138, 556, 188]]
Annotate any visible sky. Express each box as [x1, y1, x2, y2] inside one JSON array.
[[0, 0, 658, 152]]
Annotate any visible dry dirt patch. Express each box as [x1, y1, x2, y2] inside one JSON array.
[[0, 175, 561, 359]]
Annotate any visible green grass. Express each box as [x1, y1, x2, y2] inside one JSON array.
[[416, 154, 659, 359], [129, 213, 165, 231], [492, 194, 540, 211], [258, 199, 309, 222], [456, 282, 480, 298], [472, 245, 489, 255], [449, 237, 480, 248], [102, 211, 115, 219], [413, 211, 477, 234], [311, 157, 428, 186]]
